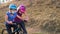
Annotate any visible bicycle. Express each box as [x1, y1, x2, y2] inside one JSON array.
[[1, 20, 27, 34], [1, 23, 23, 34]]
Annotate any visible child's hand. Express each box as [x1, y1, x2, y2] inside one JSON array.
[[9, 21, 13, 24], [8, 21, 13, 24]]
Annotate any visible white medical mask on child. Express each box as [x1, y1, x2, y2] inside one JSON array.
[[9, 10, 16, 14], [11, 11, 15, 14]]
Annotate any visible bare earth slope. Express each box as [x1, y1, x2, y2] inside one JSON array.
[[0, 0, 60, 34]]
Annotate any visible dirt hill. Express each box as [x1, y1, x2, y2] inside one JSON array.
[[0, 0, 60, 34]]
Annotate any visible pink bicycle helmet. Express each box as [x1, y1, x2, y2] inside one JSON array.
[[19, 4, 26, 13]]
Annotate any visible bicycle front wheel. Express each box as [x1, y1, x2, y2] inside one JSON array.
[[1, 29, 8, 34]]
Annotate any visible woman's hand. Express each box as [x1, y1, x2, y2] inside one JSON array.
[[17, 15, 24, 20], [24, 17, 29, 21], [24, 20, 27, 22], [24, 12, 29, 22]]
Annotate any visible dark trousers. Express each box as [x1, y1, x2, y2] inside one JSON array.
[[5, 23, 18, 34], [15, 21, 27, 34]]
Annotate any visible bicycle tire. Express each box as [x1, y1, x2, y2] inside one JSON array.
[[1, 29, 8, 34], [12, 28, 23, 34]]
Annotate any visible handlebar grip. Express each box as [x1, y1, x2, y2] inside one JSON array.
[[24, 20, 27, 22], [12, 23, 17, 25]]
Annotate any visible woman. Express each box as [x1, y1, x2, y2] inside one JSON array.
[[14, 4, 29, 34], [5, 4, 18, 34]]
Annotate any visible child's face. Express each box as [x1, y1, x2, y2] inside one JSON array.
[[10, 9, 16, 14]]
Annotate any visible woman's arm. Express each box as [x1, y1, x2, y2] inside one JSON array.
[[17, 15, 24, 20], [23, 12, 29, 21]]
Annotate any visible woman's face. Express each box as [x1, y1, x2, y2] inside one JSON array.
[[20, 9, 24, 12], [19, 10, 22, 14], [20, 9, 25, 13]]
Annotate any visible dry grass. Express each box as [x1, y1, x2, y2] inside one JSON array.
[[0, 0, 60, 34]]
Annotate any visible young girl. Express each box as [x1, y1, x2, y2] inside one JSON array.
[[14, 4, 29, 34], [5, 4, 18, 34]]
